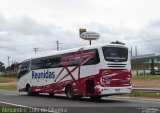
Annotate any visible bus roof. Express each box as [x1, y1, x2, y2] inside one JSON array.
[[19, 43, 127, 62], [31, 43, 127, 59]]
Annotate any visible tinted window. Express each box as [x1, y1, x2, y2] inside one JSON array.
[[55, 55, 63, 67], [83, 49, 100, 65], [60, 49, 99, 66], [40, 56, 57, 68], [61, 52, 80, 67], [30, 49, 100, 70], [18, 61, 30, 79], [31, 58, 43, 70], [102, 47, 128, 62]]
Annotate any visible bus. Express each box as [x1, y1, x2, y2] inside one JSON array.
[[17, 43, 132, 100]]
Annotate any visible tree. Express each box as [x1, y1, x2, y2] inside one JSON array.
[[5, 62, 19, 73], [0, 62, 5, 72], [10, 63, 19, 72]]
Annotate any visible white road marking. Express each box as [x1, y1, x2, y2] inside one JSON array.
[[0, 101, 30, 108]]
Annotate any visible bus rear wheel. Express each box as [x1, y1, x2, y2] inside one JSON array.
[[66, 86, 75, 99]]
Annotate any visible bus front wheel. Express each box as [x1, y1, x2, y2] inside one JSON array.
[[27, 85, 33, 96]]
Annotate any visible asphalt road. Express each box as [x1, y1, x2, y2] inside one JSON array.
[[0, 90, 160, 113]]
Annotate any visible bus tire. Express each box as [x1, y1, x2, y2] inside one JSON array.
[[49, 93, 55, 97], [66, 86, 75, 99], [27, 85, 33, 96], [73, 95, 82, 100], [90, 95, 102, 101], [33, 92, 39, 96]]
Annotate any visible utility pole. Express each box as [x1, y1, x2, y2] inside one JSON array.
[[33, 48, 38, 54], [135, 45, 137, 56], [89, 40, 92, 45], [56, 40, 59, 51], [12, 61, 14, 65], [131, 46, 132, 58], [7, 56, 10, 67]]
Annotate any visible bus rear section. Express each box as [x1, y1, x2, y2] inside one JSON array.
[[95, 45, 132, 96]]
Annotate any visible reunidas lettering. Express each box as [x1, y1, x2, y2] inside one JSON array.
[[32, 70, 55, 79]]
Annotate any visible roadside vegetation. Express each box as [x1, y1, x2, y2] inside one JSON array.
[[132, 75, 160, 80], [124, 75, 160, 98], [0, 74, 17, 91], [0, 76, 16, 83], [123, 91, 160, 98], [1, 73, 17, 77], [0, 86, 17, 90]]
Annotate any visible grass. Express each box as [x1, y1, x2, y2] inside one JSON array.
[[132, 75, 160, 80], [0, 76, 17, 91], [0, 77, 16, 83], [2, 73, 17, 77], [0, 86, 17, 91], [123, 91, 160, 98]]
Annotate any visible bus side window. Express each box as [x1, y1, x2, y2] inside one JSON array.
[[69, 52, 80, 66], [46, 56, 57, 68], [54, 55, 63, 68], [40, 57, 51, 69], [31, 58, 42, 70], [83, 49, 100, 65], [44, 58, 52, 68], [62, 52, 80, 67]]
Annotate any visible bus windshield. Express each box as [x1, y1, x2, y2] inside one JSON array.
[[102, 47, 128, 62], [17, 61, 30, 79]]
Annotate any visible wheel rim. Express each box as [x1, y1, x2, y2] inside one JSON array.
[[67, 88, 72, 98], [27, 87, 32, 96], [66, 86, 74, 99]]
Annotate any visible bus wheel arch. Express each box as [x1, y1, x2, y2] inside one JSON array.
[[26, 84, 30, 92]]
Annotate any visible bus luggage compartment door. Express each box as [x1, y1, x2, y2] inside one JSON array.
[[86, 80, 95, 94]]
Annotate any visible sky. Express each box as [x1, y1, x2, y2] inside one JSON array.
[[0, 0, 160, 66]]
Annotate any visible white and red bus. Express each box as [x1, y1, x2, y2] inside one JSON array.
[[17, 43, 132, 100]]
